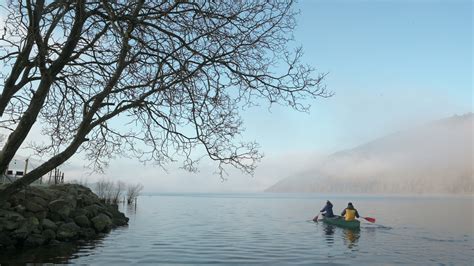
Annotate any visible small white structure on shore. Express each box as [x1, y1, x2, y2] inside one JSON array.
[[1, 156, 30, 183], [0, 155, 65, 185]]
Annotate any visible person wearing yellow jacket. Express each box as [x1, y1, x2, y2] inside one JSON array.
[[341, 202, 360, 221]]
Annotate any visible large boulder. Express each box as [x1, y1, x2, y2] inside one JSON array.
[[50, 185, 79, 207], [24, 233, 46, 247], [49, 199, 71, 218], [34, 211, 48, 220], [84, 204, 101, 219], [0, 232, 15, 248], [64, 195, 77, 209], [32, 196, 48, 208], [79, 193, 100, 207], [91, 214, 112, 232], [74, 215, 91, 228], [112, 217, 129, 227], [0, 201, 12, 210], [42, 229, 56, 242], [78, 228, 97, 239], [23, 211, 37, 219], [27, 217, 40, 227], [47, 211, 62, 222], [12, 229, 29, 241], [7, 194, 23, 207], [12, 218, 38, 240], [27, 187, 53, 201], [103, 210, 114, 219], [0, 183, 129, 249], [25, 201, 45, 212], [0, 216, 23, 231], [41, 218, 57, 231], [56, 222, 80, 240], [104, 205, 129, 227], [0, 209, 24, 220], [49, 198, 69, 209], [14, 204, 26, 213], [71, 208, 87, 218]]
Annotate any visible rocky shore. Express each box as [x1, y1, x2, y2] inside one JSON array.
[[0, 184, 128, 249]]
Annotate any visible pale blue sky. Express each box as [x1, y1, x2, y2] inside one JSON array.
[[90, 0, 472, 192], [19, 0, 471, 192], [241, 0, 472, 156]]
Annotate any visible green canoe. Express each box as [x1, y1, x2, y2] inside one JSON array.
[[320, 216, 360, 229]]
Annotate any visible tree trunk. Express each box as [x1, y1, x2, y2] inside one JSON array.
[[0, 0, 86, 177], [0, 135, 86, 203]]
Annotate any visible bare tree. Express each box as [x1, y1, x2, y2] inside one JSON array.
[[95, 178, 112, 201], [126, 183, 143, 204], [0, 0, 329, 201], [111, 180, 125, 204], [94, 178, 119, 203]]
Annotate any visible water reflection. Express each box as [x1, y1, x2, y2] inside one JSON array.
[[126, 201, 138, 216], [1, 195, 471, 264], [0, 237, 106, 264], [322, 224, 335, 246], [342, 228, 360, 249], [320, 223, 360, 249]]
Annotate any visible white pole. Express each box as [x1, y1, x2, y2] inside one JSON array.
[[24, 158, 29, 175]]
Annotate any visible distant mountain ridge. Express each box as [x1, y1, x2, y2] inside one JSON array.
[[266, 114, 473, 194]]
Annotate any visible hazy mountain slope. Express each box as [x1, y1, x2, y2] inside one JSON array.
[[266, 114, 473, 194]]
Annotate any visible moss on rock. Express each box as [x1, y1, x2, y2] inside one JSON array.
[[0, 184, 129, 249]]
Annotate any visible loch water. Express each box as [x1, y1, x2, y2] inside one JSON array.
[[0, 193, 473, 265]]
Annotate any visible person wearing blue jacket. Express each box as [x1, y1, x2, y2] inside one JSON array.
[[320, 200, 335, 218]]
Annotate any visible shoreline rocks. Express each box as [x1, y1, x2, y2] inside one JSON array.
[[0, 184, 128, 249]]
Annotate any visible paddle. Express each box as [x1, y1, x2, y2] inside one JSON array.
[[363, 217, 376, 223], [313, 212, 321, 222]]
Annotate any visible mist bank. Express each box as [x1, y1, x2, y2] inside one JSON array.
[[266, 114, 473, 194]]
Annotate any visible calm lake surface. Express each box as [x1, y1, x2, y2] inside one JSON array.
[[1, 193, 473, 264]]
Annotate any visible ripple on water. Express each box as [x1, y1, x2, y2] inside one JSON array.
[[1, 194, 472, 264]]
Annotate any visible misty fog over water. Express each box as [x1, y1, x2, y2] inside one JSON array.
[[267, 114, 473, 194]]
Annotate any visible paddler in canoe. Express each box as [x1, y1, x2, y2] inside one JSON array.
[[313, 200, 336, 222], [320, 200, 335, 218], [341, 202, 360, 221], [316, 202, 361, 229], [314, 201, 376, 227]]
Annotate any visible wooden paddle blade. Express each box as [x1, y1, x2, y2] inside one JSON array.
[[364, 217, 376, 223], [313, 215, 319, 222]]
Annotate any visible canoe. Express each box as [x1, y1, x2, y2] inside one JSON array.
[[320, 216, 360, 229]]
